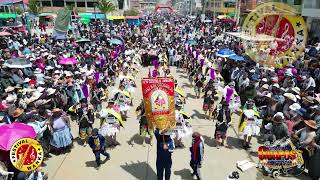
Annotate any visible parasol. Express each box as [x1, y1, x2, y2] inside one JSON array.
[[109, 38, 123, 45], [228, 54, 245, 61], [76, 38, 91, 43], [0, 123, 36, 151], [58, 57, 78, 65], [3, 58, 32, 68], [186, 40, 198, 45], [0, 31, 11, 36], [216, 48, 236, 58]]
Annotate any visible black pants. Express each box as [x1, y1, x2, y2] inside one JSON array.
[[94, 149, 110, 166], [190, 161, 201, 180], [156, 161, 172, 180]]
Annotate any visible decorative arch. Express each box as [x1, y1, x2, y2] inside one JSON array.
[[154, 4, 174, 13]]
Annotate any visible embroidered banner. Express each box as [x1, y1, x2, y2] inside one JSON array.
[[142, 78, 175, 130]]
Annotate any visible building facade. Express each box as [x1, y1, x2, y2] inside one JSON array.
[[206, 0, 236, 15], [37, 0, 136, 13]]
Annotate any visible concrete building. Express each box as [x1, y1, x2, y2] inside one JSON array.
[[206, 0, 237, 16], [37, 0, 134, 13], [301, 0, 320, 40]]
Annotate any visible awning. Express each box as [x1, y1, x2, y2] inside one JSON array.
[[0, 13, 17, 19], [38, 12, 56, 17], [90, 13, 106, 19], [125, 16, 142, 19], [107, 16, 125, 20], [0, 0, 28, 5], [228, 13, 236, 17], [79, 13, 106, 20]]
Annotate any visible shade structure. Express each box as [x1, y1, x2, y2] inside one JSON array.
[[76, 38, 91, 43], [0, 123, 36, 151], [109, 38, 123, 45], [3, 58, 32, 68], [0, 31, 11, 36], [58, 57, 78, 65], [228, 54, 245, 61], [186, 40, 198, 45], [216, 48, 236, 57]]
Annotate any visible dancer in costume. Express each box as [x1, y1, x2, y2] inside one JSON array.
[[214, 100, 232, 148], [238, 99, 260, 149], [114, 84, 131, 121], [76, 99, 94, 146], [174, 99, 193, 147], [136, 100, 154, 146], [99, 99, 124, 146]]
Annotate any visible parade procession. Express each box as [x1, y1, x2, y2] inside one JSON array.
[[0, 0, 320, 180]]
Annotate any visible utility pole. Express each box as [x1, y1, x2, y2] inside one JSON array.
[[190, 0, 193, 15], [213, 0, 215, 22]]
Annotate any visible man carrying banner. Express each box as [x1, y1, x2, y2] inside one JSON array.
[[155, 128, 175, 180]]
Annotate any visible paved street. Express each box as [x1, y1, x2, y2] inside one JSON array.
[[43, 66, 309, 180]]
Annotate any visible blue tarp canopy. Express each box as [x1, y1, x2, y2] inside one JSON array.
[[216, 48, 236, 57], [227, 54, 245, 61]]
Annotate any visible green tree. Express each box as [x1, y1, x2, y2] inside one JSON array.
[[28, 0, 42, 15], [124, 8, 139, 16], [97, 0, 116, 14], [15, 7, 23, 15]]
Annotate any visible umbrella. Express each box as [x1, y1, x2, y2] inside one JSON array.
[[186, 40, 198, 45], [216, 48, 236, 57], [58, 57, 78, 65], [0, 123, 36, 151], [3, 58, 32, 68], [109, 38, 123, 45], [228, 54, 245, 61], [0, 31, 11, 36], [76, 38, 91, 43], [106, 109, 124, 127]]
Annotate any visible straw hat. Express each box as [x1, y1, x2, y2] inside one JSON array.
[[34, 68, 42, 74], [283, 93, 297, 102], [13, 108, 24, 118], [46, 88, 56, 96], [261, 84, 269, 90], [291, 87, 300, 94], [5, 94, 17, 104], [52, 108, 62, 113], [264, 93, 272, 98], [304, 120, 317, 130], [273, 112, 284, 123], [36, 87, 46, 93], [5, 86, 15, 93], [26, 91, 43, 104], [24, 78, 31, 83], [289, 103, 301, 111], [272, 84, 280, 89], [54, 70, 61, 74], [34, 99, 51, 107], [45, 66, 54, 70], [302, 96, 314, 104]]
